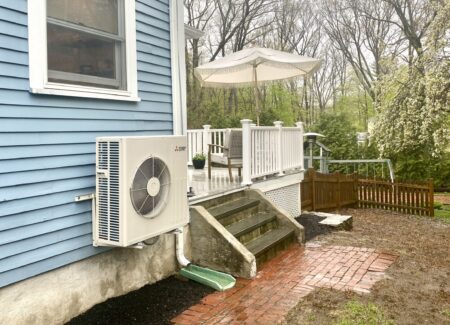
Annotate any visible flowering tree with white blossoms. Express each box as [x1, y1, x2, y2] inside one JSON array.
[[373, 0, 449, 159]]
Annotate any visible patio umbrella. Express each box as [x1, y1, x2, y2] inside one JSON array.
[[194, 47, 321, 125]]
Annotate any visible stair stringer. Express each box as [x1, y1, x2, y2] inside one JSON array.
[[189, 206, 257, 279], [246, 189, 305, 244]]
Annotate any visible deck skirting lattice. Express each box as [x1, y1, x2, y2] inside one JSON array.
[[264, 183, 300, 218]]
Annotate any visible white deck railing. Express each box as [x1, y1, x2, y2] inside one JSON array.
[[187, 126, 226, 165], [282, 127, 304, 171], [187, 120, 304, 185], [250, 126, 279, 178]]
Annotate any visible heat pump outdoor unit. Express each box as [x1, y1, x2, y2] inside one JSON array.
[[93, 135, 189, 247]]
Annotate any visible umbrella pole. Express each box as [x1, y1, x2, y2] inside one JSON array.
[[254, 84, 260, 126], [253, 65, 260, 126]]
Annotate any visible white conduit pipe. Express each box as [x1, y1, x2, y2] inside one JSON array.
[[174, 227, 191, 267]]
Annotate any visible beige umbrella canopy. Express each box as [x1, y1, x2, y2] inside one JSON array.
[[194, 47, 321, 125]]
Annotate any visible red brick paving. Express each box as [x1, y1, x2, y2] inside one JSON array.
[[172, 244, 397, 325]]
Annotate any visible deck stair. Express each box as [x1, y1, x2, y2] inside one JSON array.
[[199, 191, 300, 266]]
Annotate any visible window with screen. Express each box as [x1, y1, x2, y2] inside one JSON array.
[[29, 0, 138, 100], [46, 0, 126, 90]]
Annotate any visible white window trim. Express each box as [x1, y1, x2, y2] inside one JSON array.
[[28, 0, 140, 102]]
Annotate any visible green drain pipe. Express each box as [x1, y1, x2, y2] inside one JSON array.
[[174, 228, 236, 291]]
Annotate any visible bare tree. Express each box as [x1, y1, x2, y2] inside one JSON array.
[[312, 48, 346, 112], [206, 0, 275, 61], [381, 0, 437, 65], [319, 0, 395, 100], [185, 0, 217, 112]]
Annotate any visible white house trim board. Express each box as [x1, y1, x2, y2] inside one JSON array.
[[250, 172, 304, 193], [27, 0, 139, 101], [170, 0, 187, 136]]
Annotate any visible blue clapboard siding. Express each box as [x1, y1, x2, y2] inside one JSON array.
[[0, 0, 174, 287]]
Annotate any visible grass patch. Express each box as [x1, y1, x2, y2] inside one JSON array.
[[435, 209, 450, 218], [442, 309, 450, 318], [434, 201, 450, 223], [334, 301, 395, 325], [306, 313, 317, 322]]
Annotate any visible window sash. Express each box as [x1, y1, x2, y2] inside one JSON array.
[[48, 70, 121, 88], [47, 17, 124, 42], [47, 0, 120, 35], [46, 1, 126, 89]]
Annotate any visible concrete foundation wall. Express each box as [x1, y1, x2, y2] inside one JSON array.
[[0, 228, 190, 325]]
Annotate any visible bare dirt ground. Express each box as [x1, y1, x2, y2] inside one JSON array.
[[435, 194, 450, 204], [284, 208, 450, 325]]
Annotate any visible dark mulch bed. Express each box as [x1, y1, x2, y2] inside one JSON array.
[[66, 276, 214, 325], [295, 214, 331, 241]]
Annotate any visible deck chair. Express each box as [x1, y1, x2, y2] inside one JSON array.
[[208, 129, 243, 182]]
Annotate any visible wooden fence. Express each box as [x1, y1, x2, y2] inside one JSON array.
[[301, 169, 434, 217], [301, 169, 358, 211], [358, 179, 434, 216]]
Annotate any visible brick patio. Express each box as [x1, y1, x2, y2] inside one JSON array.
[[172, 243, 397, 325]]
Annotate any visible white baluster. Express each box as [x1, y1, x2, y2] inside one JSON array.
[[241, 119, 252, 185], [296, 121, 304, 171], [274, 121, 284, 176], [202, 124, 211, 158]]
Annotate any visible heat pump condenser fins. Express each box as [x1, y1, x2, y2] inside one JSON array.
[[97, 141, 120, 242], [130, 157, 170, 218]]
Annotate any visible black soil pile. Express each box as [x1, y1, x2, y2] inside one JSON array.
[[295, 214, 330, 241], [66, 276, 214, 325]]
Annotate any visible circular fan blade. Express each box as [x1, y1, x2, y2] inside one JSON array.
[[139, 195, 155, 215], [131, 189, 149, 213], [130, 157, 171, 218], [140, 158, 155, 180], [132, 169, 148, 191]]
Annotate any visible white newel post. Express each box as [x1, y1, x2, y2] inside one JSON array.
[[202, 125, 211, 158], [241, 119, 252, 185], [296, 121, 304, 170], [274, 121, 284, 176]]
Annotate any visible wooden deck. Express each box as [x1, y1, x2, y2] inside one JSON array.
[[188, 167, 246, 203]]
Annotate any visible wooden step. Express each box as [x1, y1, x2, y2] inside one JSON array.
[[226, 212, 276, 238], [208, 198, 260, 220], [246, 227, 295, 258]]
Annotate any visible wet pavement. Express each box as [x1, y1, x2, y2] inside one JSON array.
[[172, 243, 397, 325]]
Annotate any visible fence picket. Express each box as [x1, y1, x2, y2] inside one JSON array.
[[301, 170, 434, 217]]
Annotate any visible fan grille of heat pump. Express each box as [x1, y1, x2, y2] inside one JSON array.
[[130, 157, 170, 218]]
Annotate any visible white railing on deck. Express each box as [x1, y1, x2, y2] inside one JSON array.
[[187, 120, 304, 185], [282, 126, 304, 170], [187, 126, 226, 165], [209, 129, 226, 154], [250, 126, 279, 178], [247, 121, 303, 181]]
